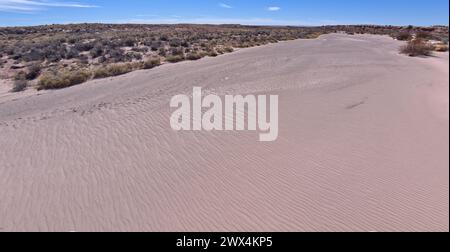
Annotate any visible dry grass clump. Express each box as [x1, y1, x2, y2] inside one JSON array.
[[38, 69, 91, 90], [434, 43, 449, 52], [400, 39, 433, 57], [142, 58, 161, 69], [166, 55, 185, 63], [93, 63, 134, 79], [186, 53, 203, 61]]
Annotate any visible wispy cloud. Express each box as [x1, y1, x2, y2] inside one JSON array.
[[218, 3, 232, 9], [267, 6, 281, 12], [0, 0, 98, 13]]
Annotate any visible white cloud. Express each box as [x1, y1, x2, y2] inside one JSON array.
[[267, 6, 281, 12], [218, 3, 232, 9], [0, 0, 98, 13]]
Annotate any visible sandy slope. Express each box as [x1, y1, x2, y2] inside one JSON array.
[[0, 34, 448, 232]]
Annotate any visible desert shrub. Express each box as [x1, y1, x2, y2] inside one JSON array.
[[396, 32, 412, 41], [158, 48, 167, 57], [93, 63, 133, 79], [206, 50, 218, 57], [14, 71, 27, 81], [186, 53, 202, 61], [11, 79, 27, 92], [216, 48, 224, 54], [223, 46, 234, 53], [77, 54, 89, 65], [25, 64, 42, 80], [106, 48, 125, 62], [149, 42, 161, 51], [132, 46, 149, 53], [123, 38, 136, 47], [400, 39, 433, 57], [142, 58, 161, 69], [90, 45, 104, 58], [416, 31, 431, 39], [74, 41, 95, 52], [66, 48, 80, 59], [170, 47, 184, 56], [22, 49, 44, 62], [126, 51, 142, 60], [68, 37, 77, 44], [169, 38, 183, 47], [38, 69, 91, 90], [434, 43, 449, 52], [166, 55, 185, 63]]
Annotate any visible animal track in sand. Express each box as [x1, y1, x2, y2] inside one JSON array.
[[346, 97, 368, 110]]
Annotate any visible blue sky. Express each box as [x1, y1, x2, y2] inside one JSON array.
[[0, 0, 448, 27]]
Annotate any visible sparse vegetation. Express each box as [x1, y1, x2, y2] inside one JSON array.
[[0, 24, 448, 90]]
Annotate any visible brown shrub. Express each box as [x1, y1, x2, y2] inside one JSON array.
[[434, 43, 449, 52], [223, 46, 234, 53], [416, 31, 431, 39], [38, 69, 91, 90], [400, 39, 433, 57], [142, 58, 161, 69], [186, 53, 203, 61], [166, 55, 185, 63], [93, 63, 133, 79], [396, 32, 412, 41], [25, 64, 42, 80]]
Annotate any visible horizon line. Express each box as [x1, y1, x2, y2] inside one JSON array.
[[1, 22, 449, 29]]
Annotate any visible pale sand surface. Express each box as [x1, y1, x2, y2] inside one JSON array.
[[0, 34, 448, 231]]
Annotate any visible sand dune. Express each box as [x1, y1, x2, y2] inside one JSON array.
[[0, 34, 448, 232]]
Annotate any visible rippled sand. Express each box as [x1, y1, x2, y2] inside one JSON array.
[[0, 34, 448, 231]]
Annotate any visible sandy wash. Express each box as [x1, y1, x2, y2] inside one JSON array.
[[170, 87, 279, 142]]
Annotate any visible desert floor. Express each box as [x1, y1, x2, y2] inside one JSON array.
[[0, 33, 448, 231]]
